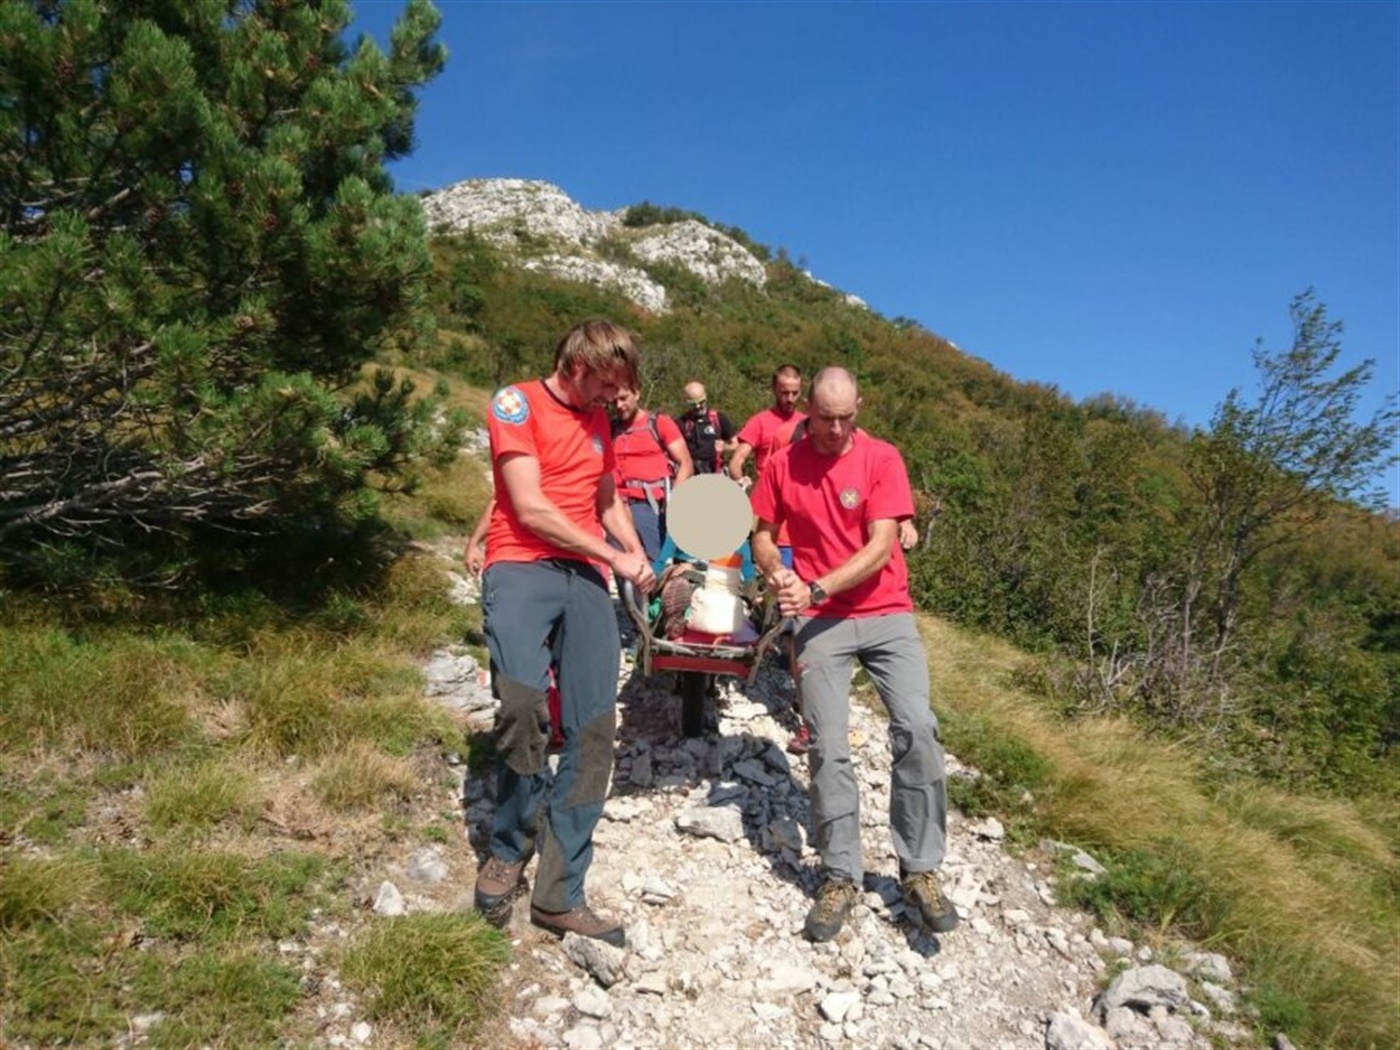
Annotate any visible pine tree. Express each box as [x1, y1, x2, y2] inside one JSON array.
[[0, 0, 448, 560]]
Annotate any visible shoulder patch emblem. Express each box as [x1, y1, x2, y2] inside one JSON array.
[[591, 435, 605, 456], [491, 386, 529, 425], [840, 488, 861, 509]]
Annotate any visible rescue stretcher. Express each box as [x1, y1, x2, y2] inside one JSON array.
[[618, 474, 788, 737], [620, 574, 787, 737]]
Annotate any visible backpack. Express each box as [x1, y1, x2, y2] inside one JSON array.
[[680, 408, 724, 473], [611, 411, 679, 478]]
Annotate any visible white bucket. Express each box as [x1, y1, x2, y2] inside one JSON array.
[[687, 564, 745, 635]]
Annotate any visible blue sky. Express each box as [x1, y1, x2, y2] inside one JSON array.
[[350, 1, 1399, 504]]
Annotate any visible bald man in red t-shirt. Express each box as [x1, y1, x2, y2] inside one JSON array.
[[751, 366, 958, 945]]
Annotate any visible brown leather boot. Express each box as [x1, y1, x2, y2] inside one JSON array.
[[529, 903, 626, 947], [473, 855, 528, 927]]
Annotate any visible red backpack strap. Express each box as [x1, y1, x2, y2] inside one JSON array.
[[651, 412, 681, 476]]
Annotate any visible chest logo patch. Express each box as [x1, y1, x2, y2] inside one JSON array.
[[840, 487, 861, 509], [491, 386, 529, 425]]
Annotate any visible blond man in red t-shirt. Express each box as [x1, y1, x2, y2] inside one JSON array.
[[751, 366, 958, 944], [473, 319, 655, 948]]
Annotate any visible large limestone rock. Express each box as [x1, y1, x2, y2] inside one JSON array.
[[421, 178, 620, 249], [418, 178, 794, 314]]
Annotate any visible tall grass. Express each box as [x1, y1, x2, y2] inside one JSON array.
[[922, 617, 1400, 1049]]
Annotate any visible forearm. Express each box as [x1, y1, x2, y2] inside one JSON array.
[[752, 528, 784, 579], [516, 498, 622, 566], [727, 444, 752, 481], [600, 497, 645, 556]]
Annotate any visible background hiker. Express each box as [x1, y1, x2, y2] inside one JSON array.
[[678, 380, 737, 475], [610, 383, 693, 562]]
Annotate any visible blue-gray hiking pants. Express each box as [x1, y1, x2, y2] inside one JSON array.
[[481, 559, 620, 912]]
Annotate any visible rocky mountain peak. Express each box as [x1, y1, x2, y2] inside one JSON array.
[[419, 178, 863, 315]]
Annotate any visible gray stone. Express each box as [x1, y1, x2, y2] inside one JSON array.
[[573, 984, 612, 1019], [1096, 964, 1190, 1017], [371, 881, 405, 917], [405, 846, 447, 882], [675, 804, 745, 843], [1045, 1011, 1115, 1050], [1182, 950, 1233, 983], [564, 933, 629, 988]]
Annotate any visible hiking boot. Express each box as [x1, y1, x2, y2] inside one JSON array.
[[803, 877, 860, 942], [473, 855, 529, 927], [529, 903, 626, 947], [787, 722, 812, 755], [901, 869, 960, 933]]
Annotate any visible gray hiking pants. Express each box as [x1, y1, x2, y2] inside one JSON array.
[[793, 612, 948, 883]]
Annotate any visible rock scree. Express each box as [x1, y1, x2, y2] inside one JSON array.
[[349, 537, 1262, 1050]]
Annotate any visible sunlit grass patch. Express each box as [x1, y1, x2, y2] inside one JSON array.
[[0, 911, 132, 1046], [0, 626, 203, 758], [1212, 782, 1394, 870], [917, 613, 1400, 1048], [0, 854, 99, 934], [144, 757, 266, 837], [370, 548, 479, 651], [0, 767, 91, 847], [127, 947, 303, 1049], [339, 912, 510, 1045], [98, 846, 326, 943], [312, 741, 419, 812], [396, 448, 494, 536]]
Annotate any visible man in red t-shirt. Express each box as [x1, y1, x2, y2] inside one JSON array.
[[730, 363, 805, 484], [609, 384, 693, 561], [473, 319, 655, 948], [751, 366, 959, 944], [730, 363, 805, 567]]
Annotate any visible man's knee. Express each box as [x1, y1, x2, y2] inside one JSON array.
[[566, 706, 617, 806], [494, 674, 550, 775], [890, 722, 944, 784]]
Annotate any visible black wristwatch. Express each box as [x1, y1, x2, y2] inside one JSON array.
[[807, 580, 828, 606]]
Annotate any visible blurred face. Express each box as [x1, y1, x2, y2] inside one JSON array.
[[565, 364, 624, 410], [807, 384, 859, 457], [773, 374, 802, 416], [612, 385, 640, 420], [683, 385, 708, 416]]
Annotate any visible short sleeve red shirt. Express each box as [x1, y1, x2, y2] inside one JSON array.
[[751, 431, 915, 618], [738, 407, 807, 546], [613, 410, 681, 501], [737, 407, 807, 477], [485, 380, 613, 568]]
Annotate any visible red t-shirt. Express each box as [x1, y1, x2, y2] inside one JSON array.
[[737, 406, 808, 478], [612, 410, 682, 501], [738, 407, 807, 546], [751, 431, 915, 618], [485, 380, 613, 568]]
